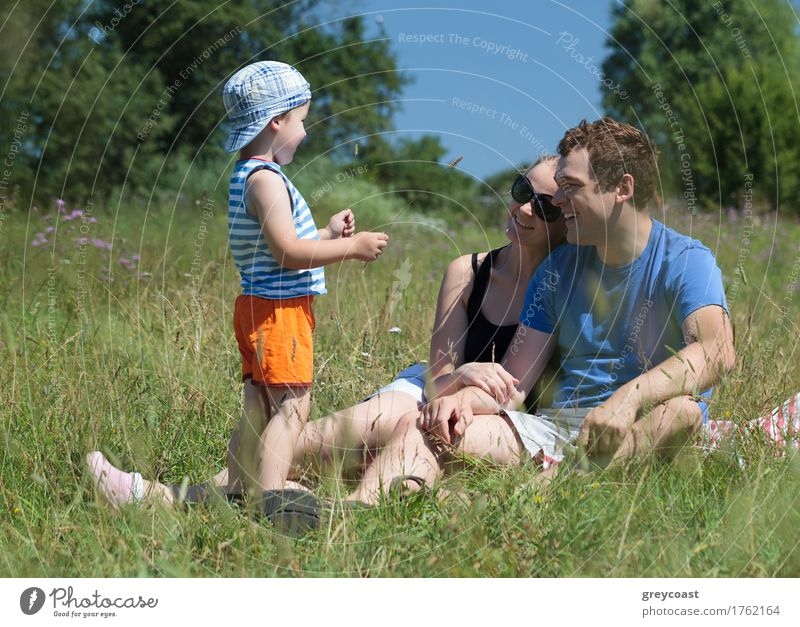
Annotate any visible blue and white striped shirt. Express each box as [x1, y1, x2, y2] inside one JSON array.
[[228, 158, 326, 299]]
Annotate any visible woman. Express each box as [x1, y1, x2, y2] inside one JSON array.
[[87, 156, 565, 511]]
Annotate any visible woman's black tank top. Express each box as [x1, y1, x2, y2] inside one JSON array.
[[462, 245, 557, 412], [464, 246, 517, 364]]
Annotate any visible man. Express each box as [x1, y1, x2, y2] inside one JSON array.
[[348, 118, 735, 502]]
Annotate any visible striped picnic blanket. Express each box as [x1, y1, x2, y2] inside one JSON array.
[[707, 392, 800, 453]]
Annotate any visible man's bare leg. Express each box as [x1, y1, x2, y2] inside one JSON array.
[[609, 395, 703, 467]]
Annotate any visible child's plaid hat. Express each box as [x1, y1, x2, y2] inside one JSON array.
[[222, 61, 311, 153]]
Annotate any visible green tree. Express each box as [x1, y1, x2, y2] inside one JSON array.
[[601, 0, 800, 211], [2, 1, 410, 204], [365, 134, 480, 217], [87, 1, 408, 174]]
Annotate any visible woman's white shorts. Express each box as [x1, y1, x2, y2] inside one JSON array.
[[366, 363, 427, 404]]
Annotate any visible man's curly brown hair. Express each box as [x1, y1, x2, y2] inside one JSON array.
[[557, 118, 659, 209]]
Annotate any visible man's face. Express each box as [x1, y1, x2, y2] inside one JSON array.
[[552, 148, 618, 246]]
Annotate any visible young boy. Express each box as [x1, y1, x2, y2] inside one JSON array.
[[222, 61, 389, 495]]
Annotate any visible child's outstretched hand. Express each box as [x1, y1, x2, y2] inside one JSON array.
[[351, 231, 388, 262], [324, 208, 355, 239]]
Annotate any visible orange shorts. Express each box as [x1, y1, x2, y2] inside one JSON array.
[[233, 294, 315, 387]]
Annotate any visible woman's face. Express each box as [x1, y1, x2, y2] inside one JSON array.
[[504, 161, 567, 249]]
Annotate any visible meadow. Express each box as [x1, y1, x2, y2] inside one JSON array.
[[2, 166, 799, 577]]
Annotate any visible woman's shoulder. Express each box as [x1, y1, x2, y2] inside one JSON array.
[[445, 251, 492, 280], [439, 252, 489, 299]]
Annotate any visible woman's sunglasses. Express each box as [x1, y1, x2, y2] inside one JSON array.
[[510, 174, 562, 223]]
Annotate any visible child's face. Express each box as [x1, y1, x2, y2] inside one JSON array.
[[273, 101, 310, 165]]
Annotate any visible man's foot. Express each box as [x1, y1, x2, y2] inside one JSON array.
[[86, 451, 143, 509], [531, 464, 560, 489]]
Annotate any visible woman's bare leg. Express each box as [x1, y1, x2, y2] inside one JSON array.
[[298, 391, 420, 466], [347, 412, 527, 505], [213, 390, 419, 489], [89, 391, 421, 508], [87, 452, 176, 507]]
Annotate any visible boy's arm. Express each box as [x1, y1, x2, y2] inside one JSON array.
[[318, 208, 355, 240], [246, 171, 386, 268], [577, 305, 735, 453]]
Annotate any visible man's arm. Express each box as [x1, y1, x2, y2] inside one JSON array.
[[578, 305, 735, 454]]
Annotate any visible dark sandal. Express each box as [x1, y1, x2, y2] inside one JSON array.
[[167, 482, 243, 507], [337, 499, 372, 512], [261, 489, 321, 533], [388, 475, 429, 497]]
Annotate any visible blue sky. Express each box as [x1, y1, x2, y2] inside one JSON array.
[[341, 0, 614, 180]]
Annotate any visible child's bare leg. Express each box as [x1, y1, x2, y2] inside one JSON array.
[[258, 387, 312, 491], [227, 379, 269, 494]]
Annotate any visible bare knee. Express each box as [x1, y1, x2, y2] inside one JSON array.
[[396, 409, 421, 431], [649, 397, 703, 459], [660, 396, 703, 436]]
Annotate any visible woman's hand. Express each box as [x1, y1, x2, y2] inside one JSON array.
[[418, 392, 473, 445], [453, 362, 518, 404]]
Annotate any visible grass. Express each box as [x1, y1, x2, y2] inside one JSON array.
[[2, 190, 800, 577]]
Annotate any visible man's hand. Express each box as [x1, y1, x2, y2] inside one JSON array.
[[418, 392, 473, 445], [577, 398, 638, 457], [323, 208, 355, 239]]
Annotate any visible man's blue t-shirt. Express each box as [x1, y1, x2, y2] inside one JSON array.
[[519, 219, 728, 409]]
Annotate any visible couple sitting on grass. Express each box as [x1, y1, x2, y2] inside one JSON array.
[[88, 61, 735, 528]]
